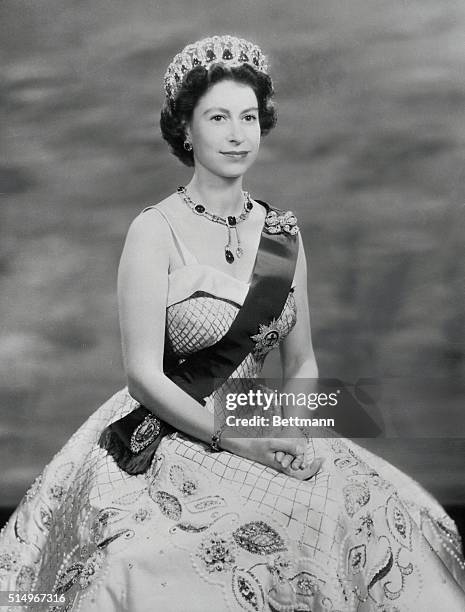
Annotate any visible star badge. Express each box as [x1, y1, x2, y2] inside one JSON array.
[[251, 318, 287, 358]]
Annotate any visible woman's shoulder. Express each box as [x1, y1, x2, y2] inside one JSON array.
[[139, 192, 180, 217], [122, 194, 180, 252], [129, 193, 180, 229]]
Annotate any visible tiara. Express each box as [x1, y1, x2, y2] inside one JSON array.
[[164, 35, 269, 101]]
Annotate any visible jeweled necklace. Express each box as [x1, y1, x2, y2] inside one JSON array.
[[177, 185, 253, 264]]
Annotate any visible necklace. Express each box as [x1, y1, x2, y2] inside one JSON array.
[[177, 185, 254, 264]]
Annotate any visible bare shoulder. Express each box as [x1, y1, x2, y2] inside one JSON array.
[[125, 193, 179, 246], [140, 192, 179, 216]]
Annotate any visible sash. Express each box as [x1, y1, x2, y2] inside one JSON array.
[[98, 201, 299, 474]]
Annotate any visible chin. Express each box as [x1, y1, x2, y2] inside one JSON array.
[[220, 162, 254, 179], [197, 157, 255, 180], [224, 167, 247, 176]]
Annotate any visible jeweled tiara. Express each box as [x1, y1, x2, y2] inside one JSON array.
[[164, 35, 269, 101]]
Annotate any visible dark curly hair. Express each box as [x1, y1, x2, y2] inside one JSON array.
[[160, 63, 277, 166]]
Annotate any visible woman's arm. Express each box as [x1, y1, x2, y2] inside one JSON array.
[[118, 208, 308, 474], [275, 233, 323, 472], [279, 232, 319, 386], [118, 209, 216, 444]]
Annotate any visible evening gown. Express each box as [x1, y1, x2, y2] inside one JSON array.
[[0, 204, 464, 612]]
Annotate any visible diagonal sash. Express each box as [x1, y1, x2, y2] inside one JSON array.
[[99, 201, 299, 474], [166, 201, 297, 402]]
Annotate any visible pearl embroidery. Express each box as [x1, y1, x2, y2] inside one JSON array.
[[197, 533, 236, 573], [0, 551, 19, 573], [153, 490, 182, 521], [343, 483, 370, 517], [348, 544, 366, 574], [231, 567, 266, 611], [233, 521, 286, 555]]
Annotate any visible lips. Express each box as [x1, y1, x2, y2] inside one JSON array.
[[221, 151, 249, 158]]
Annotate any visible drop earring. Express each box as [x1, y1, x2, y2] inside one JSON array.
[[183, 140, 193, 152]]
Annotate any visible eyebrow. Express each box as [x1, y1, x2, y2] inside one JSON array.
[[202, 106, 259, 116]]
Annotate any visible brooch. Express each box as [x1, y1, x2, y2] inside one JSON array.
[[264, 210, 299, 235], [251, 318, 288, 358], [130, 414, 161, 454]]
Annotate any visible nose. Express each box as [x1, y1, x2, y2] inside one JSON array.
[[227, 118, 245, 143]]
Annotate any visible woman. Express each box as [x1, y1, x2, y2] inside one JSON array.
[[0, 35, 464, 612]]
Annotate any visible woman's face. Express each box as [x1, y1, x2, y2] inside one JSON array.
[[186, 79, 261, 179]]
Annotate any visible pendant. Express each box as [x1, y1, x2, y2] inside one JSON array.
[[225, 248, 235, 264], [236, 247, 243, 258]]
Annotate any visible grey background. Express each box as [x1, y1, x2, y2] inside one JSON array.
[[1, 1, 464, 506]]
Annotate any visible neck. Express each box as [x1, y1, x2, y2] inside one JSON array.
[[186, 173, 246, 218]]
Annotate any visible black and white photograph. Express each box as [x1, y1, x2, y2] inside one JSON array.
[[1, 1, 465, 610]]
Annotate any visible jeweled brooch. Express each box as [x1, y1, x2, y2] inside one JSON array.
[[251, 318, 287, 358], [263, 210, 299, 235], [130, 414, 161, 454]]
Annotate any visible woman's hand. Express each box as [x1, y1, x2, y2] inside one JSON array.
[[274, 450, 323, 480], [273, 427, 323, 480], [222, 435, 323, 481]]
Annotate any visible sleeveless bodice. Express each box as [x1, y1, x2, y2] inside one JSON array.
[[164, 281, 297, 376], [142, 204, 298, 377]]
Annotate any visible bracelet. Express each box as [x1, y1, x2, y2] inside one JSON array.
[[210, 428, 223, 452]]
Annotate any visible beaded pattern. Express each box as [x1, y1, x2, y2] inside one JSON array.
[[152, 491, 182, 521], [232, 521, 286, 555], [197, 532, 236, 573], [232, 567, 265, 611]]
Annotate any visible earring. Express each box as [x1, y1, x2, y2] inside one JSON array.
[[183, 140, 193, 152]]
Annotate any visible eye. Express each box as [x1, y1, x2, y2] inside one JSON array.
[[243, 114, 258, 122], [210, 114, 226, 122]]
